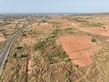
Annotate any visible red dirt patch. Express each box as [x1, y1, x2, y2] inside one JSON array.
[[80, 27, 109, 36], [71, 46, 100, 67], [0, 37, 6, 42], [19, 34, 35, 46], [58, 35, 101, 67], [0, 29, 7, 33], [5, 23, 17, 27]]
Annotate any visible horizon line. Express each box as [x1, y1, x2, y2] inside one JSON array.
[[0, 12, 109, 14], [0, 12, 109, 16]]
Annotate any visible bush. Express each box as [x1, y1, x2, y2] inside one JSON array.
[[20, 54, 28, 58], [35, 41, 46, 50], [13, 53, 27, 58], [60, 51, 68, 58], [22, 34, 26, 36], [65, 70, 71, 77], [64, 58, 71, 62], [16, 46, 23, 49], [91, 39, 97, 42], [47, 56, 54, 64], [13, 53, 17, 58]]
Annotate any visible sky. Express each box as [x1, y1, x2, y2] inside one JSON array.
[[0, 0, 109, 13]]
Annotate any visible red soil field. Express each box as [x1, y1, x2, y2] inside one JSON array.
[[58, 35, 101, 67], [80, 27, 109, 36]]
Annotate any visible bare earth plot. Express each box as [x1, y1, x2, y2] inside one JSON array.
[[58, 35, 101, 67]]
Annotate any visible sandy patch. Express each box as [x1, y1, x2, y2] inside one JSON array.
[[28, 59, 32, 75], [0, 37, 6, 42], [106, 39, 109, 42], [58, 35, 101, 67], [71, 22, 81, 28], [32, 23, 52, 29]]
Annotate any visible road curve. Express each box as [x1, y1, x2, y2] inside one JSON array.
[[0, 30, 21, 73]]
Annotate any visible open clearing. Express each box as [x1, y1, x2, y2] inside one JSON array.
[[58, 35, 101, 67]]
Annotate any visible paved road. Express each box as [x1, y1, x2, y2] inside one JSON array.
[[0, 30, 21, 73]]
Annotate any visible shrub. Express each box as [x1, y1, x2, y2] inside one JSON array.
[[47, 56, 54, 64], [13, 53, 17, 58], [91, 39, 97, 42], [35, 41, 46, 50], [22, 34, 26, 36], [16, 46, 23, 49], [65, 70, 71, 77], [60, 51, 68, 58]]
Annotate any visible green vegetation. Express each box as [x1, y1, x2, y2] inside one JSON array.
[[28, 27, 75, 82], [65, 70, 71, 77], [34, 29, 68, 64], [72, 18, 89, 23], [34, 30, 57, 51], [88, 22, 103, 27], [0, 23, 9, 26], [50, 21, 61, 25], [13, 53, 28, 58], [22, 33, 27, 36]]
